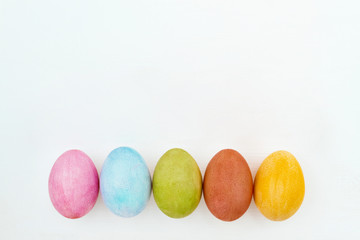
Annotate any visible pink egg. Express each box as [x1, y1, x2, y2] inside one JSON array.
[[48, 150, 99, 219]]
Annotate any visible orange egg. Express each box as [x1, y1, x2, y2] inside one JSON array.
[[203, 149, 253, 221], [254, 150, 305, 221]]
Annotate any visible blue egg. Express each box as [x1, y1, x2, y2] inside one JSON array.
[[100, 147, 151, 217]]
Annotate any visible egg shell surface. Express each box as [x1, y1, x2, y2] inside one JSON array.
[[153, 148, 202, 218], [254, 150, 305, 221], [100, 147, 151, 217], [48, 149, 99, 219], [203, 149, 253, 221]]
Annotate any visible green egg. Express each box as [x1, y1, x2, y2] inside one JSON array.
[[153, 148, 202, 218]]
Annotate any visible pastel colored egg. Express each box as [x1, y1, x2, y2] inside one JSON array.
[[100, 147, 151, 217], [254, 150, 305, 221], [203, 149, 253, 221], [153, 148, 202, 218], [48, 150, 99, 219]]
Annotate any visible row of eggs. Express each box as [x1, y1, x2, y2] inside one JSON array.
[[48, 147, 305, 221]]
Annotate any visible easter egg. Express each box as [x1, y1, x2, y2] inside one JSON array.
[[100, 147, 151, 217], [203, 149, 253, 221], [153, 148, 202, 218], [48, 150, 99, 219], [254, 150, 305, 221]]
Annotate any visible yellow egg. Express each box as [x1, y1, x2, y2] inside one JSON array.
[[254, 150, 305, 221]]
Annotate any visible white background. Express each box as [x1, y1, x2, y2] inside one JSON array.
[[1, 0, 359, 239]]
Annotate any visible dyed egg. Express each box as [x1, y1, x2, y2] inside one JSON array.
[[203, 149, 253, 221], [48, 150, 99, 219], [100, 147, 151, 217], [254, 150, 305, 221], [153, 148, 202, 218]]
